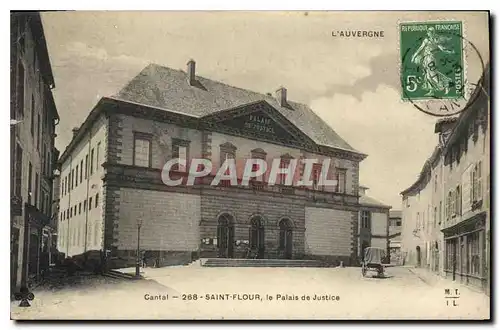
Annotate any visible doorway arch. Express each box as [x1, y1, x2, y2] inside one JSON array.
[[249, 216, 265, 259], [279, 218, 293, 259], [217, 213, 234, 258]]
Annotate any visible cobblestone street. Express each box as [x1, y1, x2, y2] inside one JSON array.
[[11, 265, 489, 320]]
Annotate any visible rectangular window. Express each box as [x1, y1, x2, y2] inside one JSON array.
[[361, 211, 371, 229], [134, 133, 153, 168], [277, 158, 291, 185], [219, 150, 235, 187], [312, 163, 322, 191], [37, 113, 40, 151], [17, 61, 24, 116], [42, 144, 46, 175], [69, 206, 72, 218], [468, 231, 481, 276], [71, 169, 75, 190], [449, 191, 455, 218], [40, 191, 45, 214], [90, 148, 95, 175], [96, 142, 101, 171], [80, 159, 83, 183], [35, 172, 39, 209], [15, 143, 22, 197], [455, 186, 461, 215], [75, 165, 79, 187], [83, 200, 87, 211], [30, 95, 34, 137], [85, 154, 88, 179], [79, 202, 82, 215], [336, 169, 347, 193], [472, 161, 482, 202], [439, 201, 442, 225], [89, 197, 93, 210], [28, 162, 33, 205], [95, 193, 99, 208]]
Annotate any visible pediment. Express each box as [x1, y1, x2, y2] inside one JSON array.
[[201, 101, 316, 149]]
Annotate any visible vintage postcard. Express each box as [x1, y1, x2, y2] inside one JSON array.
[[10, 10, 490, 320]]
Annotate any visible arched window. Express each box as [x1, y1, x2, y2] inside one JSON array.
[[217, 213, 234, 258], [250, 217, 262, 249], [279, 219, 292, 249]]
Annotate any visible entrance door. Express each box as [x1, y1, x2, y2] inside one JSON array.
[[250, 216, 265, 259], [279, 219, 293, 259], [217, 214, 234, 258], [416, 246, 421, 267]]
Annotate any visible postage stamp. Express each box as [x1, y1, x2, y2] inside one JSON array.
[[400, 21, 464, 101]]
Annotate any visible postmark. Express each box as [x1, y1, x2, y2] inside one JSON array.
[[399, 21, 486, 117]]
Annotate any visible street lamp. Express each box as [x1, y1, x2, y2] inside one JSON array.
[[135, 217, 143, 278]]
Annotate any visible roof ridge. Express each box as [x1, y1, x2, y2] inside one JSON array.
[[144, 62, 314, 109]]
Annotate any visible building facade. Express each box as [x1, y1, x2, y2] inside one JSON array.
[[10, 12, 60, 291], [57, 61, 368, 269], [400, 65, 490, 293], [357, 186, 391, 262], [388, 210, 402, 265]]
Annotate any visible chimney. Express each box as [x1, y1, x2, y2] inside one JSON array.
[[359, 186, 369, 196], [187, 59, 196, 86], [72, 127, 79, 138], [275, 87, 288, 108]]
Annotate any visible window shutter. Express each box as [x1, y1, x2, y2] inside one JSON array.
[[477, 161, 482, 200], [470, 169, 474, 204]]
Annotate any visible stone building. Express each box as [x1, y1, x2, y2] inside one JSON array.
[[56, 60, 368, 269], [10, 12, 60, 291], [357, 186, 391, 261], [388, 210, 402, 265], [400, 64, 490, 293]]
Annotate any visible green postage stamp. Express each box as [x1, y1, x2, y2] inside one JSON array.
[[400, 21, 464, 101]]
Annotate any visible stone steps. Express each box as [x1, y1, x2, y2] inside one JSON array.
[[202, 258, 325, 268], [103, 269, 139, 280]]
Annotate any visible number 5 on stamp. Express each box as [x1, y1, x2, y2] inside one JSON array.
[[400, 21, 464, 101]]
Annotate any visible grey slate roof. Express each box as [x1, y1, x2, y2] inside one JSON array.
[[359, 194, 391, 209], [112, 63, 360, 153]]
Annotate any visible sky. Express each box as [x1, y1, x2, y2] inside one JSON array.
[[41, 11, 489, 208]]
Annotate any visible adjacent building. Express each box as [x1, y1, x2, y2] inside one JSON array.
[[357, 186, 391, 261], [56, 60, 369, 269], [388, 210, 402, 265], [400, 64, 490, 294], [10, 12, 60, 291]]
